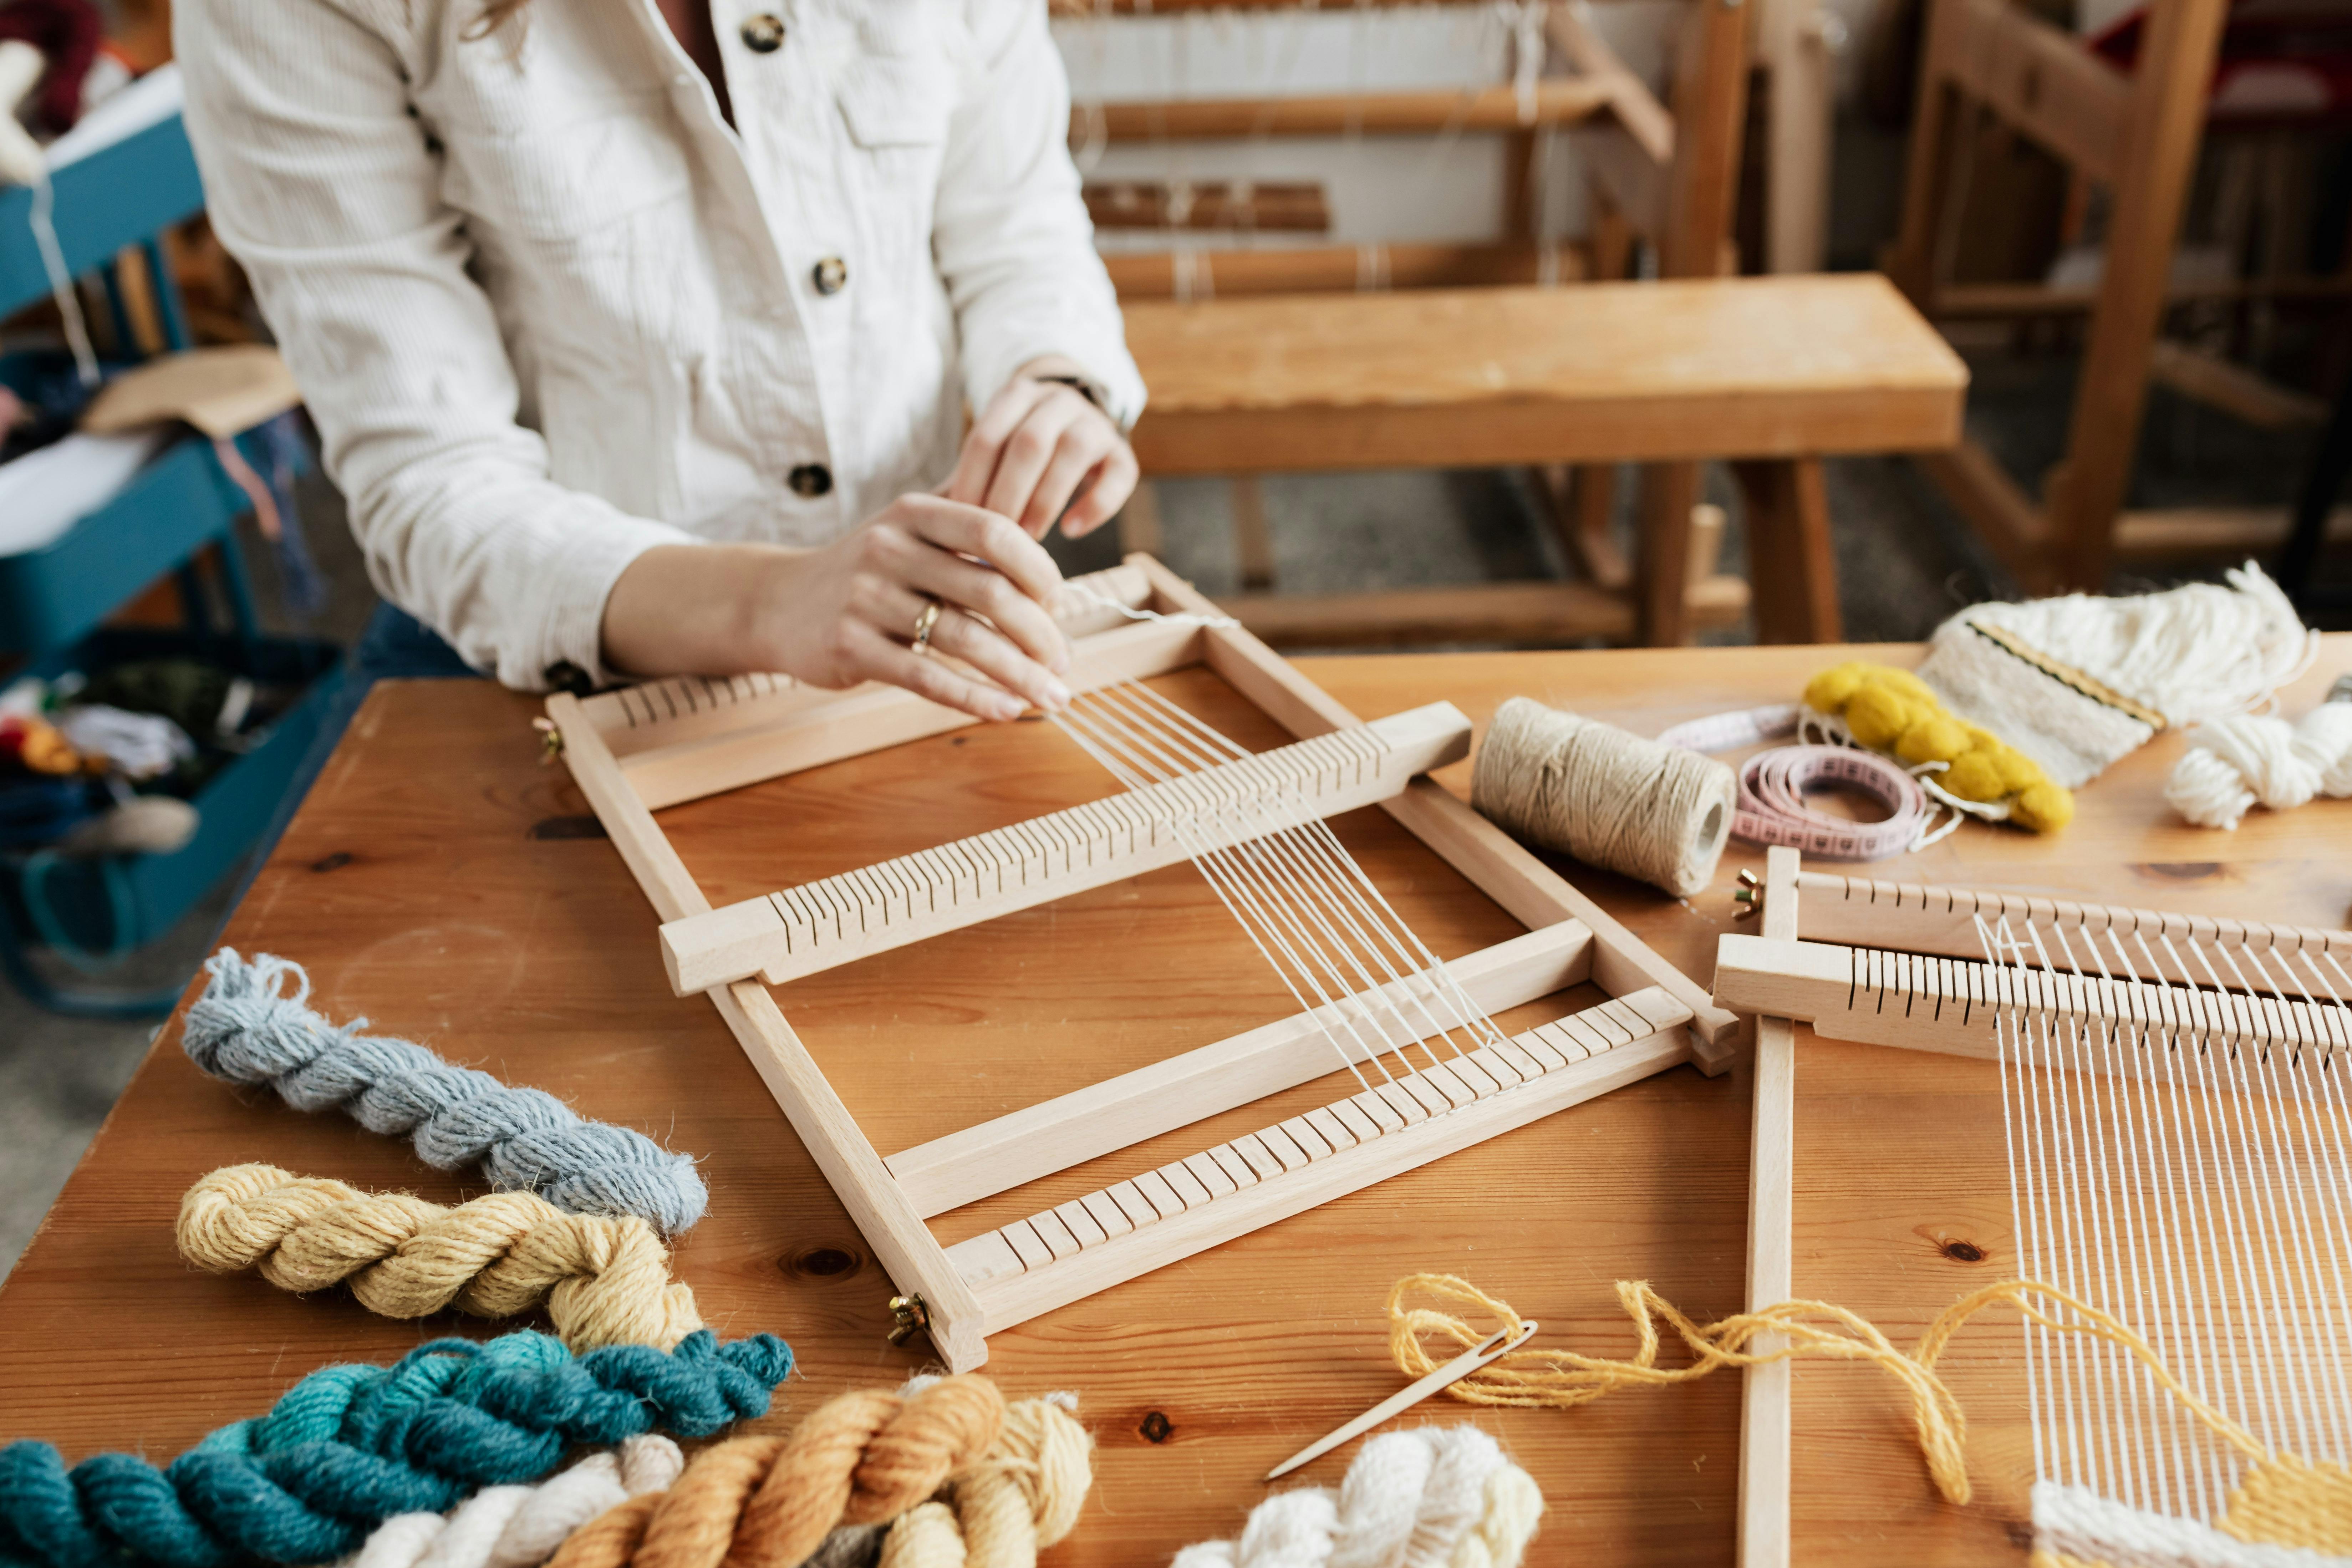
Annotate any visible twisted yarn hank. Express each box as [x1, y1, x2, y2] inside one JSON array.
[[549, 1377, 1092, 1568], [1172, 1425, 1541, 1568], [2162, 702, 2352, 829], [352, 1437, 686, 1568], [875, 1390, 1091, 1568], [183, 950, 707, 1234], [550, 1377, 1004, 1568], [178, 1164, 702, 1351], [0, 1329, 793, 1568], [1471, 698, 1736, 898]]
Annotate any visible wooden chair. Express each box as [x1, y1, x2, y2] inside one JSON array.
[[1072, 0, 1961, 644], [1884, 0, 2352, 590]]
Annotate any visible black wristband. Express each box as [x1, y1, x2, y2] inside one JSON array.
[[1030, 372, 1104, 411]]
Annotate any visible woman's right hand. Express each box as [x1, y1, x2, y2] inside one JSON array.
[[601, 495, 1074, 721]]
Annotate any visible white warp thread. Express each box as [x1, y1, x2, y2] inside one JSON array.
[[2162, 703, 2352, 830], [1171, 1425, 1543, 1568], [347, 1436, 684, 1568]]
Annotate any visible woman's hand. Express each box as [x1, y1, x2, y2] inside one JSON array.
[[944, 356, 1137, 539], [601, 496, 1072, 721]]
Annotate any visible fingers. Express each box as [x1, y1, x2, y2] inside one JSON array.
[[857, 572, 1069, 712], [892, 497, 1069, 668], [1018, 418, 1120, 538], [982, 394, 1088, 528], [842, 620, 1029, 722], [943, 378, 1055, 508], [901, 547, 1070, 681], [1058, 442, 1140, 539]]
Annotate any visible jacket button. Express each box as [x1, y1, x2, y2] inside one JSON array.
[[788, 463, 833, 498], [542, 660, 592, 696], [739, 13, 784, 52], [811, 256, 848, 295]]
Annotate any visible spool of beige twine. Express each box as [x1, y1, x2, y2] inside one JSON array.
[[1471, 697, 1737, 898]]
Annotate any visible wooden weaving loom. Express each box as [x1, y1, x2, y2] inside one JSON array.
[[545, 554, 1736, 1370], [1717, 849, 2352, 1568]]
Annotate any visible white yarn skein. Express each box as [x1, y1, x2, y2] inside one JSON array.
[[2163, 703, 2352, 830], [347, 1435, 685, 1568], [1969, 561, 2315, 725], [1171, 1426, 1542, 1568]]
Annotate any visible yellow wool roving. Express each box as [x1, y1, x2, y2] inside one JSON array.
[[177, 1164, 702, 1350], [1803, 662, 2075, 833]]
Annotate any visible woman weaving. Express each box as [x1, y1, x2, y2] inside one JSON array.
[[174, 0, 1144, 721]]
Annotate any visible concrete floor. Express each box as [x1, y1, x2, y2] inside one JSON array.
[[0, 347, 2334, 1279]]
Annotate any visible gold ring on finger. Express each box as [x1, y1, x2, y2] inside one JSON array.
[[911, 597, 944, 657]]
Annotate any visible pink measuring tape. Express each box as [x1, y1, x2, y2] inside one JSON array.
[[1653, 704, 1936, 861]]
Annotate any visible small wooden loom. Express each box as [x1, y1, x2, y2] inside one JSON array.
[[546, 554, 1737, 1370], [1716, 850, 2352, 1568]]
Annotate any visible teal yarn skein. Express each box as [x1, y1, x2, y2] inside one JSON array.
[[181, 950, 708, 1234], [0, 1329, 791, 1568]]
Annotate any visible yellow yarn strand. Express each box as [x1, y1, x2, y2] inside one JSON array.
[[1386, 1273, 2298, 1512], [178, 1164, 702, 1350]]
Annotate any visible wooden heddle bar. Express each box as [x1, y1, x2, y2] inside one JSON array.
[[1785, 867, 2352, 989], [658, 701, 1473, 994], [1714, 934, 2350, 1079]]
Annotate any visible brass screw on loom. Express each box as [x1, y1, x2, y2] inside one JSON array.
[[531, 718, 566, 763], [887, 1294, 931, 1346], [1733, 867, 1761, 921]]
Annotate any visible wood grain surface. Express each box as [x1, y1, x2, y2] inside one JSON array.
[[1121, 278, 1968, 475], [5, 638, 2349, 1566]]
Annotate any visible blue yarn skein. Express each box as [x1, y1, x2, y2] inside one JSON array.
[[181, 950, 708, 1233], [0, 1328, 793, 1568]]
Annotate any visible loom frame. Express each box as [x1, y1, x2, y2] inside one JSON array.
[[545, 553, 1737, 1371], [1716, 855, 2352, 1568]]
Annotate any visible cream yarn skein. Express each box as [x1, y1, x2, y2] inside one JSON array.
[[1171, 1425, 1542, 1568], [1471, 698, 1737, 898], [2163, 702, 2352, 830], [350, 1436, 685, 1568]]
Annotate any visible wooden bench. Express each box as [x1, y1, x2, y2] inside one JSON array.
[[1121, 273, 1970, 646]]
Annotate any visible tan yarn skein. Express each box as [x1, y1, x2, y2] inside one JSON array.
[[548, 1377, 1009, 1568], [1471, 697, 1737, 898], [876, 1395, 1093, 1567], [176, 1163, 701, 1350]]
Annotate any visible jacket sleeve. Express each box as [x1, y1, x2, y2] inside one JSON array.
[[932, 0, 1146, 429], [174, 0, 696, 690]]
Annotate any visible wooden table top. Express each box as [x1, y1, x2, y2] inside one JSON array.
[[1122, 278, 1968, 474], [5, 638, 2347, 1567]]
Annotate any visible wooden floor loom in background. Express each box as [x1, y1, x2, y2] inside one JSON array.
[[1717, 848, 2352, 1568], [545, 554, 1737, 1371]]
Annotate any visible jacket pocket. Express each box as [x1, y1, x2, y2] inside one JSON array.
[[836, 54, 952, 150], [442, 92, 692, 245]]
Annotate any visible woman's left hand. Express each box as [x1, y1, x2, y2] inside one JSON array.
[[945, 356, 1138, 540]]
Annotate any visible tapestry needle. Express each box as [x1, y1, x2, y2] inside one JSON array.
[[1265, 1319, 1540, 1482]]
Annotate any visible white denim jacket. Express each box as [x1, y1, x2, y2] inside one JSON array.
[[175, 0, 1144, 689]]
